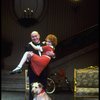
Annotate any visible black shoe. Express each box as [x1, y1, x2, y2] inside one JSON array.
[[9, 69, 22, 74]]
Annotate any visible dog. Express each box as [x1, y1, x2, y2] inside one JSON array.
[[31, 82, 52, 100]]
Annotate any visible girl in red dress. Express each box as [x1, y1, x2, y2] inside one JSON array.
[[10, 34, 58, 76], [30, 34, 57, 76]]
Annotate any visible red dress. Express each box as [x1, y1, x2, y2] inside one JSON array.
[[31, 46, 54, 76]]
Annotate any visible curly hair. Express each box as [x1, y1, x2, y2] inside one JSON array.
[[45, 34, 58, 47]]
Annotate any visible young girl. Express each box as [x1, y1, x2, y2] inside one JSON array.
[[10, 34, 58, 76]]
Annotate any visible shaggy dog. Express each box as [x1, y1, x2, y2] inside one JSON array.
[[31, 82, 52, 100]]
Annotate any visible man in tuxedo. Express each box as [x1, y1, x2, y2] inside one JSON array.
[[25, 31, 48, 100], [9, 31, 49, 100]]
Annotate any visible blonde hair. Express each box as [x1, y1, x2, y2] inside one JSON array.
[[45, 34, 58, 47]]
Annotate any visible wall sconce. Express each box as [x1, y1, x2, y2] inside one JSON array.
[[13, 0, 47, 27], [69, 0, 82, 12], [70, 0, 81, 4], [23, 8, 34, 19], [18, 7, 38, 27]]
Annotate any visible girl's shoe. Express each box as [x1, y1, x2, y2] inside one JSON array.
[[9, 67, 22, 74]]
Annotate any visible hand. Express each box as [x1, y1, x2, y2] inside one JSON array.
[[46, 51, 56, 58]]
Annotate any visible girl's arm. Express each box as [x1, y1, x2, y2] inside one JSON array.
[[29, 42, 43, 52]]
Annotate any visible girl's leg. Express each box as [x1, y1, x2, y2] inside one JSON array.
[[10, 51, 33, 74]]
